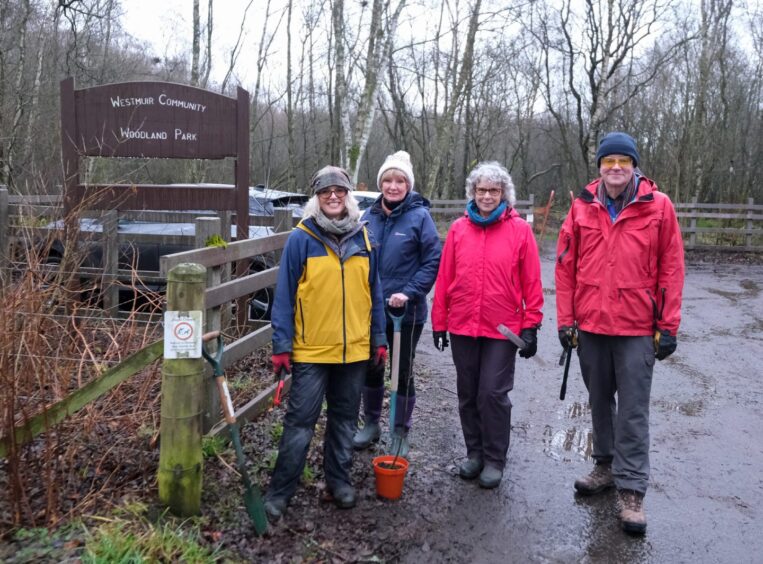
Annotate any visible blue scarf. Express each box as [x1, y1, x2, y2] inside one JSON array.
[[467, 200, 507, 226]]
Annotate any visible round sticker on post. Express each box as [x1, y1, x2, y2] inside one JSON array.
[[164, 310, 203, 359]]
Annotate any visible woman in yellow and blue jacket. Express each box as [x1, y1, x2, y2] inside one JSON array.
[[264, 166, 387, 520]]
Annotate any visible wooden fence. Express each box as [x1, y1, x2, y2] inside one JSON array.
[[1, 187, 761, 459], [0, 214, 293, 457], [0, 187, 299, 318], [677, 197, 763, 252]]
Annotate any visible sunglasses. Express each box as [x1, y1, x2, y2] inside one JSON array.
[[317, 188, 348, 200], [601, 156, 633, 168]]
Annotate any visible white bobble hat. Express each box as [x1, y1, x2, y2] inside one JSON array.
[[377, 150, 415, 192]]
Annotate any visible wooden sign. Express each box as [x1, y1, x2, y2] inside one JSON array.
[[59, 78, 250, 240], [70, 82, 238, 159]]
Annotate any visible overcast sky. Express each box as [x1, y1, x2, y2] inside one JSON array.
[[122, 0, 268, 86]]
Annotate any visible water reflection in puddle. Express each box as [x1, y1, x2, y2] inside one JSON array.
[[542, 401, 593, 460], [542, 425, 593, 461], [565, 401, 590, 419], [653, 398, 704, 416]]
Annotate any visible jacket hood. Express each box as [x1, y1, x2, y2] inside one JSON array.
[[369, 191, 430, 218], [580, 173, 658, 203]]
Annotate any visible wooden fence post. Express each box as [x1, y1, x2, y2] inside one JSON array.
[[0, 186, 8, 286], [196, 216, 223, 434], [273, 207, 292, 263], [102, 210, 119, 316], [158, 262, 206, 517], [689, 195, 698, 249], [746, 197, 754, 250]]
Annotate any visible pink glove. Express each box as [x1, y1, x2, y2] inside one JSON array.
[[272, 352, 291, 375], [374, 346, 388, 367]]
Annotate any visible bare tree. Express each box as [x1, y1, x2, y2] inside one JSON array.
[[530, 0, 694, 182], [425, 0, 483, 197]]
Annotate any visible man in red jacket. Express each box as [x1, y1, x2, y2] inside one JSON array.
[[555, 132, 684, 534]]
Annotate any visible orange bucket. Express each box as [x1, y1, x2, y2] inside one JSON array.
[[372, 455, 409, 500]]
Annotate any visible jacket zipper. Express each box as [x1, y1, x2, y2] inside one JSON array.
[[341, 263, 347, 363], [299, 299, 306, 342]]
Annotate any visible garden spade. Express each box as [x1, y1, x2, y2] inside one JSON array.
[[386, 303, 406, 452], [202, 333, 268, 536]]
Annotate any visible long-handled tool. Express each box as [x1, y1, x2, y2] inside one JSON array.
[[558, 324, 578, 401], [387, 303, 406, 455], [559, 346, 572, 400], [202, 333, 268, 535]]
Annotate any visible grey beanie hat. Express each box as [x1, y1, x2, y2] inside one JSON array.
[[310, 165, 354, 193], [595, 132, 640, 167]]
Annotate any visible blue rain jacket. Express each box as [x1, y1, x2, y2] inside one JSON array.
[[362, 192, 442, 325]]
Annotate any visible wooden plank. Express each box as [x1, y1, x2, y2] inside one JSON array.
[[687, 245, 763, 253], [0, 340, 163, 458], [8, 194, 63, 205], [221, 324, 273, 368], [160, 231, 290, 274], [207, 374, 292, 438], [681, 227, 762, 235], [674, 202, 763, 211], [430, 199, 533, 206], [8, 204, 60, 217], [677, 212, 763, 220], [205, 267, 278, 309]]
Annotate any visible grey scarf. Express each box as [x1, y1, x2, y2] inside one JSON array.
[[313, 209, 359, 235]]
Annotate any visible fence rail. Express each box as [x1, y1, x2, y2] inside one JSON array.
[[678, 197, 762, 252]]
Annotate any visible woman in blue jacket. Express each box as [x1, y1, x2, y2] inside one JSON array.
[[264, 166, 387, 521], [352, 151, 442, 456]]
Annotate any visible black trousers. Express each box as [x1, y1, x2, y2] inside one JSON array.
[[450, 334, 517, 470], [365, 322, 424, 397]]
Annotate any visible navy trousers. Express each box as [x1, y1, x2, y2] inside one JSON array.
[[266, 361, 365, 504]]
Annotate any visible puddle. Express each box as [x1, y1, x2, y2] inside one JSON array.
[[739, 279, 760, 295], [565, 401, 590, 419], [542, 425, 593, 461], [653, 398, 704, 416], [706, 278, 761, 302]]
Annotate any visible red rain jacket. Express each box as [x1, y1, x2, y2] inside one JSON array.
[[431, 207, 543, 338], [555, 176, 684, 336]]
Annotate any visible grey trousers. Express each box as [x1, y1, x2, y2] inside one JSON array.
[[266, 361, 365, 504], [577, 331, 654, 494], [451, 334, 517, 470]]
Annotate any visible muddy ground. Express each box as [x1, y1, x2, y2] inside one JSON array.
[[205, 251, 763, 563], [2, 250, 761, 563]]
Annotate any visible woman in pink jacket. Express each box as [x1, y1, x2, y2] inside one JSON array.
[[431, 161, 543, 489]]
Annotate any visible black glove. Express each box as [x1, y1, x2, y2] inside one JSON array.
[[654, 329, 677, 360], [558, 326, 578, 350], [433, 331, 449, 352], [518, 328, 537, 359]]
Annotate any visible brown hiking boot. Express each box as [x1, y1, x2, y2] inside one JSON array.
[[574, 463, 614, 495], [617, 489, 647, 534]]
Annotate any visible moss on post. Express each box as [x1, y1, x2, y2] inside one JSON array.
[[158, 263, 206, 517]]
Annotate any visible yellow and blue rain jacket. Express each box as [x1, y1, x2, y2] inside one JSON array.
[[271, 217, 387, 364]]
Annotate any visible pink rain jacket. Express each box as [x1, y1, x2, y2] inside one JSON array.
[[431, 207, 543, 338]]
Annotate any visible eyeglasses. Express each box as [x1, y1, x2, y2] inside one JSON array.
[[600, 156, 633, 168], [475, 187, 502, 197], [317, 188, 348, 200]]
